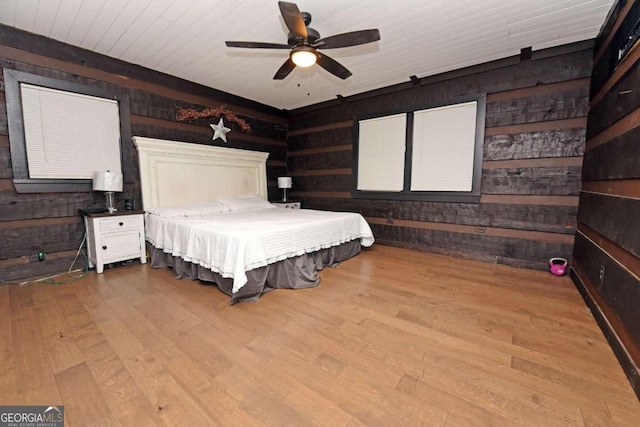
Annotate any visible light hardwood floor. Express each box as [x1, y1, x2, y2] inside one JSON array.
[[1, 244, 639, 426]]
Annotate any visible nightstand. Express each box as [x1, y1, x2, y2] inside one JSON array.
[[272, 201, 301, 209], [84, 210, 147, 273]]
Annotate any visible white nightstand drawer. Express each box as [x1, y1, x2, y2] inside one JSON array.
[[100, 216, 141, 232]]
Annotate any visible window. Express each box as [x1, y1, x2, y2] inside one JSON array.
[[354, 95, 485, 203], [4, 69, 130, 193], [356, 113, 406, 192], [411, 101, 478, 192], [20, 84, 122, 179]]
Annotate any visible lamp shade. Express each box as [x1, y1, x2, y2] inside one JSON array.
[[93, 171, 123, 192], [277, 176, 292, 189]]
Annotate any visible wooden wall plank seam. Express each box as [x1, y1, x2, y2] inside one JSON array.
[[577, 224, 640, 280], [483, 157, 583, 169], [486, 78, 590, 102], [0, 216, 81, 231], [287, 120, 353, 137], [485, 118, 587, 136], [288, 145, 352, 156], [481, 167, 582, 196], [267, 160, 287, 168], [293, 175, 350, 192], [366, 217, 574, 244], [1, 256, 81, 282], [290, 191, 351, 198], [479, 195, 579, 206], [577, 192, 640, 258], [0, 249, 80, 269], [585, 108, 640, 151], [287, 127, 353, 152], [581, 180, 640, 199], [289, 169, 352, 177]]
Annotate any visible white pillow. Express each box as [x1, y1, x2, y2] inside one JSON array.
[[147, 202, 229, 217], [218, 194, 276, 212]]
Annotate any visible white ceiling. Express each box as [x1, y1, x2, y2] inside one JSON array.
[[0, 0, 614, 111]]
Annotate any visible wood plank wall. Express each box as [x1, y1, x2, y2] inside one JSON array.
[[0, 25, 287, 282], [287, 42, 593, 271], [571, 0, 640, 398]]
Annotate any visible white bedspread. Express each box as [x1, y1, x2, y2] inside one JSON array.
[[145, 207, 375, 293]]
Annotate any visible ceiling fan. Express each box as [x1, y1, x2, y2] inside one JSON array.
[[225, 1, 380, 80]]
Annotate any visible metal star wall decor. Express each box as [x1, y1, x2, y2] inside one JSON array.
[[210, 118, 231, 142]]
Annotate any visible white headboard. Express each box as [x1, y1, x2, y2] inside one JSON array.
[[133, 137, 269, 211]]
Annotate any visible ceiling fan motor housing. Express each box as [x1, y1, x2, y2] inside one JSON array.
[[287, 16, 320, 46]]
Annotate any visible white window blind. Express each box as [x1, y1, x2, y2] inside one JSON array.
[[20, 83, 122, 179], [411, 101, 477, 192], [357, 113, 406, 192]]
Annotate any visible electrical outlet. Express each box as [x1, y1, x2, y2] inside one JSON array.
[[29, 249, 46, 262], [599, 265, 605, 285]]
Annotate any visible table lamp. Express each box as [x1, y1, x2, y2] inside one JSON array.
[[277, 176, 292, 202], [93, 171, 123, 213]]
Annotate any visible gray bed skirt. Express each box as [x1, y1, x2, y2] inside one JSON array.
[[147, 240, 362, 304]]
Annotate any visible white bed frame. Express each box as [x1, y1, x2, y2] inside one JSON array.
[[133, 137, 269, 211]]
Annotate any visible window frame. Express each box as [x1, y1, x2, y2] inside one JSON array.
[[352, 93, 486, 203], [4, 69, 131, 193]]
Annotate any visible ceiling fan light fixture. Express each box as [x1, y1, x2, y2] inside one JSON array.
[[291, 46, 317, 67]]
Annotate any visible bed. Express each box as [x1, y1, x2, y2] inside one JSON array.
[[133, 136, 374, 303]]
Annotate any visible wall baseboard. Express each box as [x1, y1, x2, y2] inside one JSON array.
[[570, 266, 640, 400]]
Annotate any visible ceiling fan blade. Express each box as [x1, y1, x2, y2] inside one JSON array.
[[273, 57, 296, 80], [315, 29, 380, 49], [278, 1, 307, 40], [316, 52, 352, 80], [226, 41, 291, 49]]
